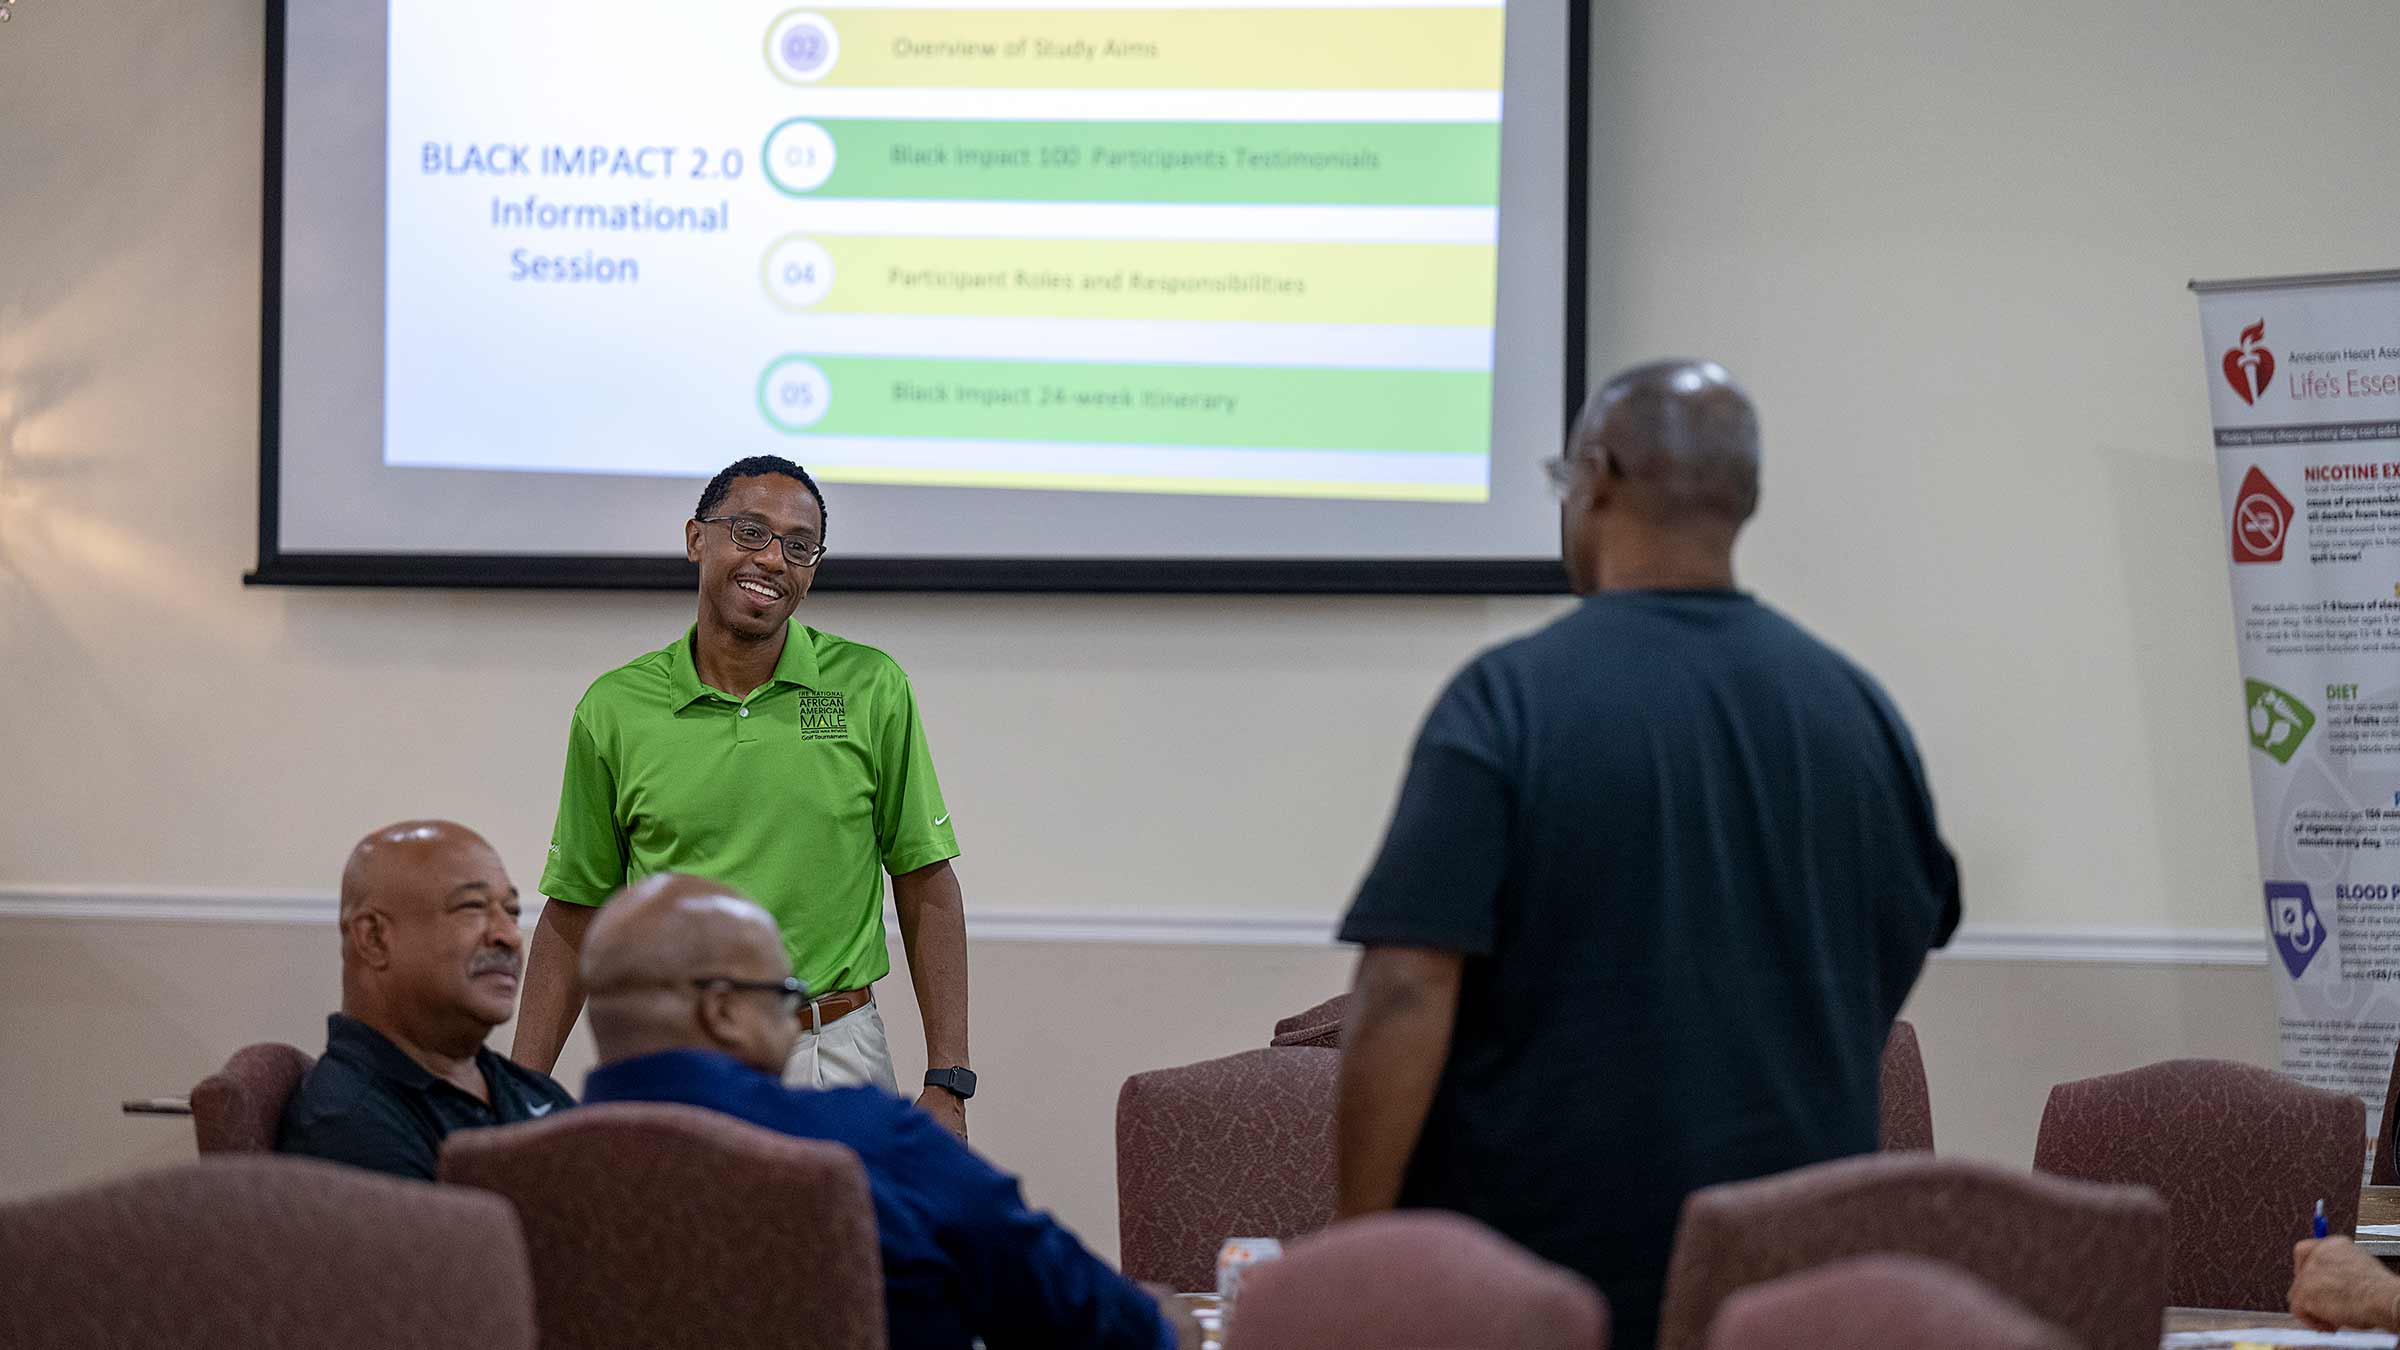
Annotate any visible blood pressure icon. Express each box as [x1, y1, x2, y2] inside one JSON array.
[[2266, 882, 2323, 979]]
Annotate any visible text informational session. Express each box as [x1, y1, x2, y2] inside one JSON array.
[[2196, 268, 2400, 1165], [256, 0, 1586, 590]]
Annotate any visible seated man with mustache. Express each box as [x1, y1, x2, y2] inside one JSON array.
[[279, 820, 575, 1179]]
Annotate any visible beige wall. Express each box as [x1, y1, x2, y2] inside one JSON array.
[[1, 0, 2392, 1262], [0, 912, 2280, 1263]]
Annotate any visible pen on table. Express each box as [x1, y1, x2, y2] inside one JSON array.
[[2314, 1197, 2328, 1240]]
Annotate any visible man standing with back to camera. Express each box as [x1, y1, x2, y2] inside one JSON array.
[[1333, 361, 1961, 1350], [512, 455, 977, 1137]]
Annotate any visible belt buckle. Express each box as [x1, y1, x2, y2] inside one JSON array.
[[807, 988, 857, 1035]]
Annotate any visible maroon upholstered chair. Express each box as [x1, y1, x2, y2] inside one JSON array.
[[440, 1101, 883, 1350], [1117, 1046, 1340, 1291], [190, 1042, 315, 1154], [1269, 993, 1352, 1049], [1703, 1255, 2081, 1350], [1879, 1020, 1935, 1152], [2372, 1040, 2400, 1185], [1226, 1211, 1609, 1350], [2032, 1058, 2364, 1311], [0, 1155, 533, 1350], [1655, 1153, 2166, 1350]]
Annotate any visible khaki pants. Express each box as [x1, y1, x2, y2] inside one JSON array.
[[782, 1000, 898, 1093]]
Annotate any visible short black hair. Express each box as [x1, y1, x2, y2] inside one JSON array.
[[694, 455, 827, 538]]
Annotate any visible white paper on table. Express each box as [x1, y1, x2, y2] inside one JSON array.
[[2355, 1224, 2400, 1237], [2162, 1331, 2398, 1348]]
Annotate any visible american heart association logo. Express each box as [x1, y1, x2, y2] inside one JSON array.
[[2222, 320, 2276, 406]]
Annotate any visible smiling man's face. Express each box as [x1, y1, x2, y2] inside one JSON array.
[[686, 473, 823, 641], [354, 830, 524, 1029]]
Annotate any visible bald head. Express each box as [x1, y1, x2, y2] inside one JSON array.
[[583, 873, 787, 995], [1568, 359, 1760, 525], [340, 820, 504, 926], [336, 819, 522, 1041], [582, 874, 800, 1074]]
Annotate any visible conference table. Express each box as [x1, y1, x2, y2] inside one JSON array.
[[1175, 1299, 2373, 1348]]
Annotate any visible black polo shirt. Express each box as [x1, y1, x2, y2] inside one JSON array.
[[277, 1013, 575, 1180], [1339, 591, 1961, 1350]]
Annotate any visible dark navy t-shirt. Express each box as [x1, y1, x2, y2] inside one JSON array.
[[1338, 591, 1960, 1350]]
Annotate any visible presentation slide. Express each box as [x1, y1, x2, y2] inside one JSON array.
[[391, 3, 1503, 504], [262, 0, 1580, 584]]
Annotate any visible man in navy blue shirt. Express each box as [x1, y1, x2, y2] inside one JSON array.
[[579, 874, 1192, 1350], [1334, 360, 1961, 1350]]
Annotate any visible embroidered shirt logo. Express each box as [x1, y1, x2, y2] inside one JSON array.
[[796, 691, 850, 742]]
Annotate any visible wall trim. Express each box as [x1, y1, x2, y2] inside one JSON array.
[[0, 885, 1341, 946], [1937, 925, 2265, 967], [0, 885, 2270, 965]]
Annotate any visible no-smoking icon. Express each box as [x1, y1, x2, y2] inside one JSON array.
[[2231, 465, 2292, 564]]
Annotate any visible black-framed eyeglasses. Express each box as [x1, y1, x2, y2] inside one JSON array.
[[1541, 446, 1621, 500], [692, 975, 809, 1016], [696, 515, 827, 567]]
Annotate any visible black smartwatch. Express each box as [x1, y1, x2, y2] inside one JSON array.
[[924, 1067, 977, 1101]]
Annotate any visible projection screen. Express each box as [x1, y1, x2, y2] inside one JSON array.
[[251, 0, 1587, 591]]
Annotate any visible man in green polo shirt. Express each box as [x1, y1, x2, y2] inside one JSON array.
[[510, 455, 974, 1136]]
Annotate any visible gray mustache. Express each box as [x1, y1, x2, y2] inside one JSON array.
[[469, 951, 521, 978]]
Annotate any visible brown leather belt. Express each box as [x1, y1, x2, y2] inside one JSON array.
[[804, 986, 873, 1032]]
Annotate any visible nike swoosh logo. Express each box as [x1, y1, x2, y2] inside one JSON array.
[[528, 1103, 554, 1117], [934, 814, 950, 826]]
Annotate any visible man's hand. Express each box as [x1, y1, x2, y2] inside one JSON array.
[[2292, 1236, 2400, 1330], [916, 1086, 968, 1140]]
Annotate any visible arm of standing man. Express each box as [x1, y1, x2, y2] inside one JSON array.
[[1331, 663, 1512, 1216], [875, 665, 970, 1135], [510, 898, 597, 1073], [1336, 945, 1463, 1216], [515, 706, 627, 1073], [895, 859, 970, 1136]]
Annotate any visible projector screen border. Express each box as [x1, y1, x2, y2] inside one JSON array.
[[241, 553, 1568, 595], [249, 0, 1589, 596]]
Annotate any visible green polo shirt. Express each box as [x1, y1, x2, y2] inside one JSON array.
[[539, 622, 960, 996]]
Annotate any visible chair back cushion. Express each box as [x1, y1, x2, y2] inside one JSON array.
[[2033, 1058, 2364, 1310], [1270, 994, 1352, 1048], [1703, 1254, 2081, 1350], [1117, 1046, 1340, 1291], [1227, 1211, 1608, 1350], [1879, 1020, 1934, 1152], [439, 1101, 884, 1350], [191, 1042, 315, 1154], [0, 1155, 533, 1350], [1656, 1153, 2164, 1350]]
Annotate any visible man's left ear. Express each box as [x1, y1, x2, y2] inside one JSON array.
[[684, 518, 704, 564]]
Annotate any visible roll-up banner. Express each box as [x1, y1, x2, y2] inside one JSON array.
[[2195, 268, 2400, 1166]]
